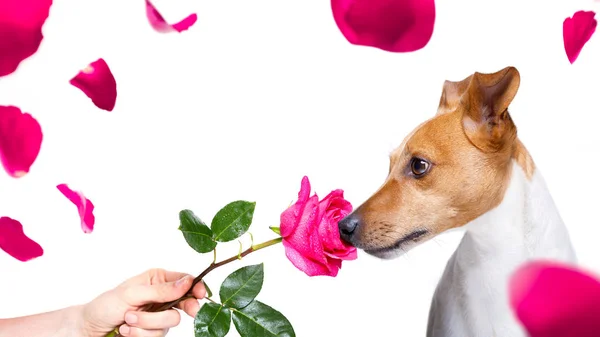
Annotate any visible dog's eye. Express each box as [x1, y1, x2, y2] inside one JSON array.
[[410, 157, 430, 177]]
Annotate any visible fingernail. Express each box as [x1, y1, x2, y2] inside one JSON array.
[[125, 312, 137, 324], [119, 325, 130, 336], [175, 275, 190, 287]]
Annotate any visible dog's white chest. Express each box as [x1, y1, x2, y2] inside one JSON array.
[[427, 164, 576, 337]]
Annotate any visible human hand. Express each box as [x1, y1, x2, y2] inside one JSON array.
[[78, 268, 206, 337]]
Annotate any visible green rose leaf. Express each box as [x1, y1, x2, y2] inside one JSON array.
[[232, 301, 295, 337], [179, 210, 217, 253], [194, 303, 231, 337], [211, 201, 256, 242], [220, 264, 264, 309], [203, 281, 213, 298]]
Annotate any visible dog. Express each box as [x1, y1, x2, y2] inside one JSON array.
[[338, 67, 577, 337]]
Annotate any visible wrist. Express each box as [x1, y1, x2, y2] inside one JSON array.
[[56, 305, 87, 337]]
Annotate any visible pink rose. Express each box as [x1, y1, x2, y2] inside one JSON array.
[[280, 176, 357, 277]]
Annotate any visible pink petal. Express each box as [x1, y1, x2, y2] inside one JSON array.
[[145, 0, 197, 33], [509, 260, 600, 337], [0, 0, 53, 77], [331, 0, 436, 52], [0, 217, 43, 262], [57, 184, 95, 233], [282, 194, 328, 264], [280, 176, 312, 238], [563, 11, 597, 64], [0, 105, 43, 178], [283, 240, 338, 277], [70, 58, 117, 111], [317, 189, 357, 260]]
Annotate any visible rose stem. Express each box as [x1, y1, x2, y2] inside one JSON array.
[[141, 237, 283, 313]]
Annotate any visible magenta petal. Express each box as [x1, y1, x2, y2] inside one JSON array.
[[57, 184, 95, 233], [70, 58, 117, 111], [280, 176, 312, 237], [0, 0, 53, 77], [283, 240, 338, 277], [509, 260, 600, 337], [331, 0, 436, 52], [0, 217, 43, 262], [0, 106, 43, 178], [145, 0, 197, 33], [563, 11, 597, 64]]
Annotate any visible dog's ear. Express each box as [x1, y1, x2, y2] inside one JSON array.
[[461, 66, 520, 152], [437, 75, 472, 115]]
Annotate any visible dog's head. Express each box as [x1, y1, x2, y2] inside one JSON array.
[[339, 66, 531, 259]]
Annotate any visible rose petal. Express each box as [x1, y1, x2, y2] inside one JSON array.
[[70, 58, 117, 111], [282, 194, 329, 264], [0, 105, 43, 178], [0, 217, 43, 262], [509, 260, 600, 337], [280, 176, 312, 238], [331, 0, 436, 52], [317, 189, 357, 260], [0, 0, 53, 77], [283, 240, 338, 277], [145, 0, 197, 33], [57, 184, 95, 233], [563, 11, 597, 64]]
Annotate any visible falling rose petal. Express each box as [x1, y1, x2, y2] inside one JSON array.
[[509, 260, 600, 337], [145, 0, 197, 33], [0, 0, 53, 77], [0, 106, 43, 178], [563, 11, 597, 64], [57, 184, 95, 233], [70, 58, 117, 111], [331, 0, 436, 52], [0, 217, 43, 262]]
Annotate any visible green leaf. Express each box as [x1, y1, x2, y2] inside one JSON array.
[[203, 281, 213, 298], [232, 301, 295, 337], [268, 226, 280, 235], [194, 303, 231, 337], [211, 201, 256, 242], [220, 264, 264, 309], [179, 210, 217, 253]]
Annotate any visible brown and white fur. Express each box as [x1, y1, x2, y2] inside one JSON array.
[[338, 67, 576, 336]]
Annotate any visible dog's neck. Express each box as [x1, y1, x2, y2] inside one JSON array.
[[442, 160, 576, 335], [462, 160, 575, 264]]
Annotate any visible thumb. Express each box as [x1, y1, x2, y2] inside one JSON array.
[[122, 275, 193, 306]]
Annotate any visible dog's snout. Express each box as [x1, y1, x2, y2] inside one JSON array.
[[338, 214, 361, 243]]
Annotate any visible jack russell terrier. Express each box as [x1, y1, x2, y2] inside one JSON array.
[[338, 66, 577, 337]]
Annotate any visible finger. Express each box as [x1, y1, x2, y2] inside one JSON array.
[[124, 309, 181, 330], [190, 281, 207, 299], [119, 325, 168, 337], [177, 297, 200, 318], [122, 275, 192, 306]]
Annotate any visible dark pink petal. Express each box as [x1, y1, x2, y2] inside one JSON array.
[[563, 11, 597, 64], [317, 189, 357, 260], [145, 0, 197, 33], [70, 58, 117, 111], [0, 217, 43, 262], [0, 0, 53, 77], [280, 176, 312, 238], [57, 184, 95, 233], [509, 260, 600, 337], [0, 105, 43, 178], [283, 240, 338, 277], [282, 194, 328, 264], [331, 0, 436, 52]]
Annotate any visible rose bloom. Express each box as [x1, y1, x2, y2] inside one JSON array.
[[280, 176, 357, 277]]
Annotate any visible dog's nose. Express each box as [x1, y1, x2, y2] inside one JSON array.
[[338, 214, 361, 243]]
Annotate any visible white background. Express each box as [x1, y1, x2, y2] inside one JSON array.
[[1, 0, 599, 336]]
